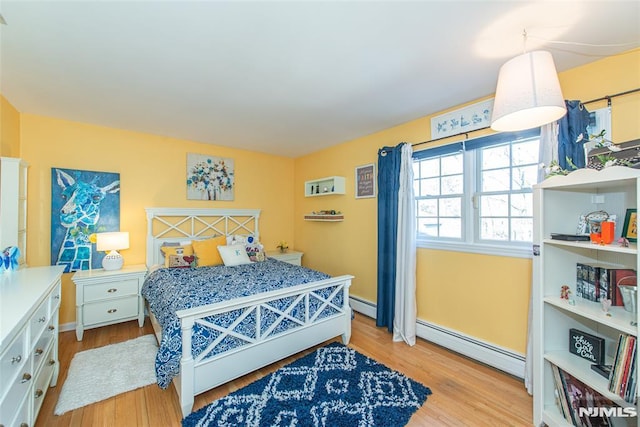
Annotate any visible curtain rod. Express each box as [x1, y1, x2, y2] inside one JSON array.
[[412, 87, 640, 148]]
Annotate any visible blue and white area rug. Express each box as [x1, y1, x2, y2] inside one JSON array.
[[182, 342, 432, 427]]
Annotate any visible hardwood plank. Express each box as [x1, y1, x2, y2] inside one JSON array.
[[36, 315, 532, 426]]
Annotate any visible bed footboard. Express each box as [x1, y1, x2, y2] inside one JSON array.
[[176, 274, 353, 417]]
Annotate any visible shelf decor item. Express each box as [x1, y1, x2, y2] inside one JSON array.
[[276, 241, 288, 253], [569, 328, 605, 364], [621, 208, 637, 243]]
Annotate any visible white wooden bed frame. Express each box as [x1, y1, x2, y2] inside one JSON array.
[[144, 207, 353, 417]]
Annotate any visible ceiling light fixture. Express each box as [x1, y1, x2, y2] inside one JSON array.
[[490, 31, 566, 132]]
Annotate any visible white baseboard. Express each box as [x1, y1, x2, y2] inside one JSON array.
[[60, 322, 76, 333], [349, 296, 525, 379]]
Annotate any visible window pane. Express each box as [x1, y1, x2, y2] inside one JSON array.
[[440, 197, 461, 216], [482, 169, 510, 191], [510, 193, 533, 217], [418, 218, 439, 237], [439, 218, 462, 238], [512, 165, 538, 190], [441, 175, 463, 195], [480, 194, 508, 217], [482, 145, 510, 169], [420, 158, 439, 178], [417, 199, 437, 216], [419, 177, 440, 197], [511, 218, 533, 241], [512, 140, 539, 165], [480, 218, 509, 240], [441, 153, 463, 175], [412, 162, 420, 178]]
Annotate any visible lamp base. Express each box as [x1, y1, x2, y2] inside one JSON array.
[[102, 251, 124, 271]]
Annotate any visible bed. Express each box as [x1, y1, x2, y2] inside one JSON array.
[[142, 207, 353, 417]]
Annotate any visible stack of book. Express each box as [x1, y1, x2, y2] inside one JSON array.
[[551, 364, 618, 425], [609, 334, 637, 403], [575, 263, 636, 304]]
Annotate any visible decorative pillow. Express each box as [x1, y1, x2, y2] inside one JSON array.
[[192, 235, 227, 267], [168, 254, 196, 268], [245, 243, 266, 262], [218, 244, 252, 266], [160, 244, 194, 268]]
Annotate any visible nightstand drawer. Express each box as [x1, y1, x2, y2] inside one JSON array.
[[83, 278, 139, 303], [82, 296, 139, 326]]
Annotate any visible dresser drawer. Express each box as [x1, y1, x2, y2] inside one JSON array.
[[29, 298, 50, 347], [0, 355, 32, 424], [0, 327, 27, 398], [83, 278, 139, 303], [83, 296, 139, 326], [33, 344, 56, 421], [0, 389, 29, 427], [49, 279, 62, 313], [32, 330, 55, 375]]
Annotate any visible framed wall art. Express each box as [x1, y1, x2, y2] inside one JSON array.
[[430, 98, 493, 140], [355, 163, 376, 199], [186, 153, 235, 201], [622, 208, 637, 242], [51, 167, 120, 272]]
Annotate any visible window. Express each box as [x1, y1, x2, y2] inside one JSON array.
[[413, 129, 540, 258]]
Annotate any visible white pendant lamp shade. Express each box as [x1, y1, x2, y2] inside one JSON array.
[[491, 50, 566, 132]]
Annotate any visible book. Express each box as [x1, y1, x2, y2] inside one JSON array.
[[608, 333, 638, 403], [559, 368, 616, 426], [551, 363, 572, 423]]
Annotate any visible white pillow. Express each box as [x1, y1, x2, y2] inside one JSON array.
[[218, 244, 252, 266]]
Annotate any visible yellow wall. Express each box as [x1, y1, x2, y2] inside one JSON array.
[[19, 114, 295, 324], [295, 48, 640, 355], [0, 95, 21, 157]]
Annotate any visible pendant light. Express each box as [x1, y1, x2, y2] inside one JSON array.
[[491, 32, 566, 132]]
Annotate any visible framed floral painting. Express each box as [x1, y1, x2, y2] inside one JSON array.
[[186, 153, 235, 201]]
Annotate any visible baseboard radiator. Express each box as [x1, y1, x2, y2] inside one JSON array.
[[349, 296, 525, 379]]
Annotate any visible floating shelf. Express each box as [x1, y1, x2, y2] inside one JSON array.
[[304, 176, 345, 197], [304, 214, 344, 222]]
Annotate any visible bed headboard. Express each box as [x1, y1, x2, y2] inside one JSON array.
[[145, 207, 261, 268]]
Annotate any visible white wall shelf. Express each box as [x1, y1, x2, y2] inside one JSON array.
[[303, 214, 344, 222], [304, 176, 345, 197]]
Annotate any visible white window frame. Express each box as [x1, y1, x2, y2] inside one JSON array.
[[415, 130, 540, 259]]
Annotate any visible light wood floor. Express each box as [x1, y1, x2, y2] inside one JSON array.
[[36, 314, 533, 426]]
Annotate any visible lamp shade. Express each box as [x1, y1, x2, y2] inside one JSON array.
[[96, 232, 129, 251], [491, 50, 566, 132]]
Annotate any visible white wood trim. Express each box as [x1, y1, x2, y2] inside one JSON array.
[[349, 296, 525, 379]]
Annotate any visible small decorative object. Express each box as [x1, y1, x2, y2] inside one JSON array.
[[1, 246, 20, 272], [355, 163, 376, 199], [315, 185, 319, 194], [323, 186, 328, 193], [600, 221, 615, 244], [601, 298, 612, 315], [276, 241, 289, 253], [569, 328, 605, 364], [621, 208, 637, 243], [560, 285, 571, 300], [618, 237, 630, 247]]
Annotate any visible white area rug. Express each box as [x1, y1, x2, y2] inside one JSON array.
[[55, 334, 158, 415]]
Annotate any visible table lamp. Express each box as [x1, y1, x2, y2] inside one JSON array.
[[96, 231, 129, 270]]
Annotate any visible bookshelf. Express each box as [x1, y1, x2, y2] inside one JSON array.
[[304, 176, 345, 197], [533, 167, 639, 426]]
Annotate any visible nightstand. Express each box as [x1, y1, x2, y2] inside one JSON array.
[[267, 250, 303, 266], [72, 264, 148, 340]]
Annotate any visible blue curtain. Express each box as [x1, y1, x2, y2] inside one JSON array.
[[376, 143, 403, 331], [558, 100, 590, 169]]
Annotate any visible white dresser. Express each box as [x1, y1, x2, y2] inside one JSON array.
[[72, 264, 147, 341], [0, 265, 65, 427]]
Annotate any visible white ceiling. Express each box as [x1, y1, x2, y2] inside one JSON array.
[[1, 1, 639, 158]]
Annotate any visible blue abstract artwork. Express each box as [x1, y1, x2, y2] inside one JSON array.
[[50, 168, 120, 272]]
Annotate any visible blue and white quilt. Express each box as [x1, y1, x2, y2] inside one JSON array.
[[141, 258, 334, 389]]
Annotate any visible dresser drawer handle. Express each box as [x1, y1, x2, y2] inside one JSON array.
[[34, 389, 44, 398], [35, 348, 44, 356], [48, 325, 55, 331], [107, 308, 117, 314], [48, 359, 56, 366], [107, 288, 118, 293], [38, 316, 46, 323], [11, 355, 22, 364], [54, 294, 60, 299], [21, 373, 32, 383]]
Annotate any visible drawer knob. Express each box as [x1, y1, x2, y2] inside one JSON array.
[[21, 373, 32, 383], [35, 348, 44, 356], [107, 308, 118, 314], [48, 359, 56, 366], [11, 355, 22, 364], [48, 325, 55, 331], [54, 294, 60, 299], [20, 424, 28, 427], [34, 389, 44, 398], [38, 316, 46, 323], [107, 288, 118, 293]]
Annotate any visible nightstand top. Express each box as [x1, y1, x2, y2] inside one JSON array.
[[72, 263, 148, 279]]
